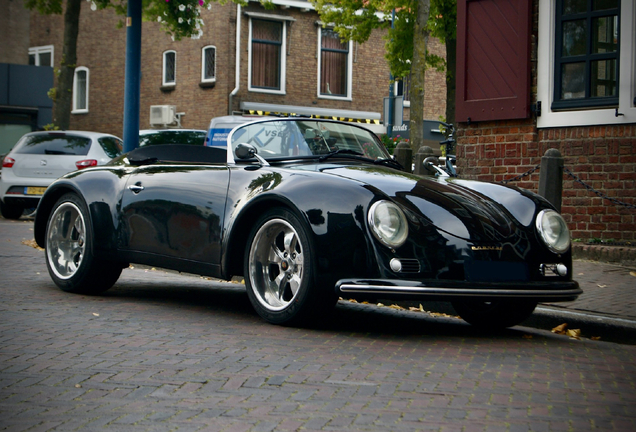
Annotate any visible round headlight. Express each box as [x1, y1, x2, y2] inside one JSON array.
[[536, 209, 570, 254], [368, 200, 409, 249]]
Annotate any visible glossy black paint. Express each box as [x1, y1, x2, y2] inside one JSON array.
[[34, 141, 580, 303]]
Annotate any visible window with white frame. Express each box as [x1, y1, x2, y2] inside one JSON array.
[[201, 45, 216, 83], [28, 45, 54, 67], [395, 75, 411, 107], [537, 0, 635, 127], [249, 18, 286, 94], [318, 27, 352, 100], [163, 50, 176, 86], [72, 67, 89, 113]]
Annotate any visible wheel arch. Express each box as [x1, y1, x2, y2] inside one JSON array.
[[222, 194, 312, 280], [34, 184, 83, 248]]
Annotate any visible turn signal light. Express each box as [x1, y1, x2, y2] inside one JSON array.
[[76, 159, 98, 169], [2, 157, 15, 168]]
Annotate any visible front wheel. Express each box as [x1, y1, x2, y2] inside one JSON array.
[[451, 299, 538, 329], [45, 193, 122, 294], [244, 208, 327, 325]]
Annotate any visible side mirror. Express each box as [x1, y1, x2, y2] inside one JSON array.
[[235, 143, 269, 166], [235, 143, 257, 160]]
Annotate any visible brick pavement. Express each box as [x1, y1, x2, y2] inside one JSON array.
[[1, 218, 636, 431]]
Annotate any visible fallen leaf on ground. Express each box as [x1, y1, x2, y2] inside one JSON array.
[[591, 336, 601, 340], [348, 299, 358, 303], [552, 323, 568, 334], [388, 304, 404, 310], [21, 239, 44, 251], [630, 272, 636, 278], [92, 313, 99, 317], [597, 284, 607, 288], [566, 329, 581, 340]]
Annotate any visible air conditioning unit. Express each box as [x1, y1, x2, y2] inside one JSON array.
[[149, 105, 176, 126]]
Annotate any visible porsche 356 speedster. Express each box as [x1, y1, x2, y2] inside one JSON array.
[[33, 118, 581, 328]]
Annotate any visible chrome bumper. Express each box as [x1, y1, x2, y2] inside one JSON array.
[[335, 279, 582, 302]]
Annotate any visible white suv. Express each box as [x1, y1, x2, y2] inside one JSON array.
[[0, 131, 122, 219]]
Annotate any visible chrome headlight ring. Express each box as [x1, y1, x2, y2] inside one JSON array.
[[368, 200, 409, 249], [536, 209, 571, 254]]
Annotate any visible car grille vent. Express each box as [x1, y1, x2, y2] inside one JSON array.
[[399, 259, 421, 273]]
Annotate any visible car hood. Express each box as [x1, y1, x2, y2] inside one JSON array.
[[310, 164, 538, 242]]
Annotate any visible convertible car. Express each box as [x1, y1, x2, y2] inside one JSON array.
[[33, 118, 581, 328]]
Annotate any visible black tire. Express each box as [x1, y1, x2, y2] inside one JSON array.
[[0, 201, 24, 220], [451, 299, 538, 329], [244, 207, 330, 325], [45, 193, 122, 294]]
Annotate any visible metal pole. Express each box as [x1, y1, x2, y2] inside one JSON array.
[[122, 0, 142, 153]]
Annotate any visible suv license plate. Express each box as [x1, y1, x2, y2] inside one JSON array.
[[25, 187, 47, 195]]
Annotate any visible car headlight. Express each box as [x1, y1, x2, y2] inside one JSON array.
[[536, 209, 570, 254], [368, 200, 409, 249]]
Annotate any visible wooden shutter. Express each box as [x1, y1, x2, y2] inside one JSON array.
[[456, 0, 532, 123]]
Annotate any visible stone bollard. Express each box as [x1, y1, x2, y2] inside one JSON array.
[[393, 141, 413, 173], [538, 148, 564, 212], [414, 146, 434, 176]]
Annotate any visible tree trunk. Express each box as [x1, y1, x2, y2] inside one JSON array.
[[409, 0, 431, 155], [445, 36, 456, 125], [53, 0, 82, 130]]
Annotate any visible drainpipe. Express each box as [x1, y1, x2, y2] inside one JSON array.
[[228, 4, 241, 115]]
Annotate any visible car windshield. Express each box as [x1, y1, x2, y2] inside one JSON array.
[[230, 120, 388, 160], [98, 136, 123, 159], [14, 134, 92, 156], [139, 130, 206, 146]]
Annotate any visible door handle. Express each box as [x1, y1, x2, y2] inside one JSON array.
[[128, 183, 144, 193]]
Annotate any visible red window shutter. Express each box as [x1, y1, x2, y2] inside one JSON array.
[[456, 0, 532, 123]]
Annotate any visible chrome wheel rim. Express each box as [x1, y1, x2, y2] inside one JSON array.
[[249, 218, 304, 311], [46, 202, 86, 280]]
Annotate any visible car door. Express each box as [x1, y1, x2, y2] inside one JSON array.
[[120, 163, 229, 265]]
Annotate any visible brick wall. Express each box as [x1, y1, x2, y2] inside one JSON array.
[[0, 0, 31, 64], [402, 36, 447, 122], [28, 3, 393, 137]]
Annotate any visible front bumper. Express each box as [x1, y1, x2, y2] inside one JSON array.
[[336, 279, 582, 302]]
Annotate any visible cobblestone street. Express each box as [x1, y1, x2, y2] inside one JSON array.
[[1, 219, 636, 431]]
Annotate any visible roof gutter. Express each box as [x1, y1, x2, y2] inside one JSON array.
[[228, 3, 241, 115]]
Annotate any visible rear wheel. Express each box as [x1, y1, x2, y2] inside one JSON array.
[[0, 201, 24, 220], [451, 299, 538, 329], [45, 193, 122, 294], [244, 208, 329, 325]]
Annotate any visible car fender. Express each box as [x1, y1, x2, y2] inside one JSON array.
[[34, 168, 129, 258], [220, 166, 383, 282]]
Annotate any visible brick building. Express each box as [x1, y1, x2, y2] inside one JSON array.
[[455, 0, 635, 242], [24, 0, 446, 138]]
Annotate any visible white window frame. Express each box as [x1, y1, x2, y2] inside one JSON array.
[[71, 66, 89, 114], [537, 0, 636, 128], [28, 45, 54, 66], [162, 50, 177, 87], [317, 26, 353, 101], [394, 77, 411, 107], [201, 45, 216, 83], [248, 17, 287, 95]]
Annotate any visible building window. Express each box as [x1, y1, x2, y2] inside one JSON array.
[[395, 75, 411, 107], [28, 45, 54, 67], [537, 0, 635, 127], [318, 27, 352, 100], [553, 0, 619, 110], [249, 19, 286, 93], [72, 67, 89, 114], [201, 45, 216, 83], [163, 50, 176, 86]]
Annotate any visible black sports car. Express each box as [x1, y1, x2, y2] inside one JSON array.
[[33, 118, 581, 328]]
